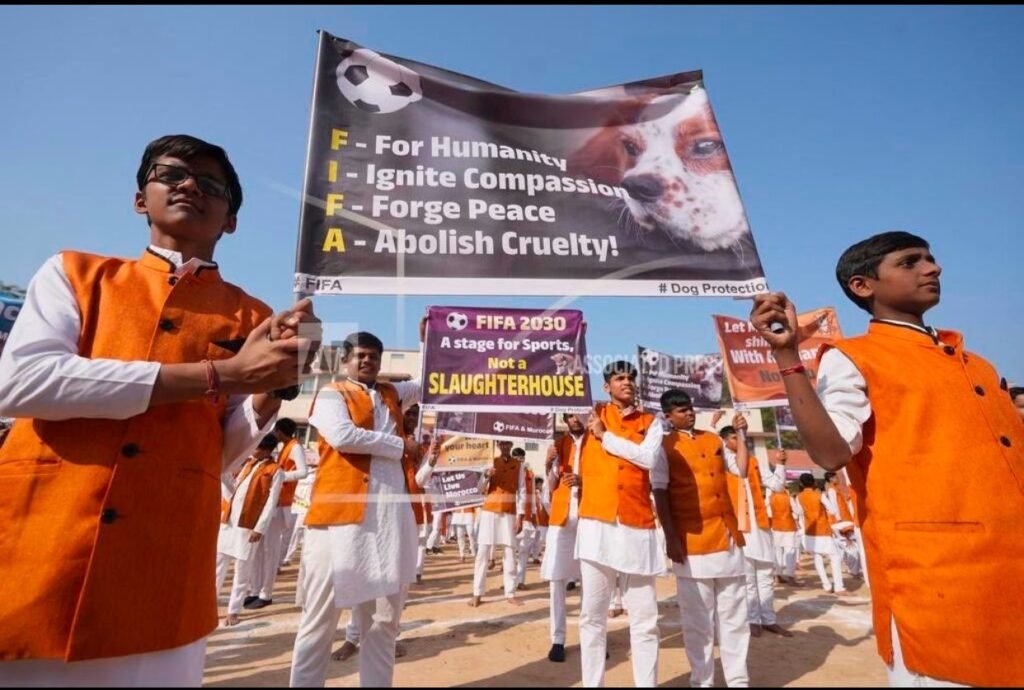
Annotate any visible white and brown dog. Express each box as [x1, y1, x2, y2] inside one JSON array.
[[570, 86, 750, 252]]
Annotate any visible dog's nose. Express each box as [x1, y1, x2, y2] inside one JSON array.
[[622, 175, 664, 202]]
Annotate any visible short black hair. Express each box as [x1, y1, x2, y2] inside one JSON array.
[[835, 231, 930, 313], [719, 425, 736, 439], [603, 360, 637, 382], [660, 389, 693, 414], [342, 331, 384, 358], [257, 433, 279, 451], [1010, 386, 1024, 400], [799, 473, 816, 488], [511, 447, 526, 458], [824, 471, 837, 483], [137, 134, 243, 215], [275, 418, 297, 437]]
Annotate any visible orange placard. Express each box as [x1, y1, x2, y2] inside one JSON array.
[[712, 308, 843, 407]]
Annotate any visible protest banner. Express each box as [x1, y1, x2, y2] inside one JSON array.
[[421, 305, 591, 413], [294, 31, 767, 297], [434, 410, 553, 441], [433, 434, 495, 471], [774, 405, 797, 431], [638, 346, 723, 412], [713, 307, 843, 408], [427, 469, 485, 513]]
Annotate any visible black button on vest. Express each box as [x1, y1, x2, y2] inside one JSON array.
[[101, 508, 119, 524], [974, 386, 985, 396], [1001, 436, 1012, 448], [943, 346, 956, 355], [168, 276, 178, 286], [121, 443, 140, 458], [159, 319, 175, 332]]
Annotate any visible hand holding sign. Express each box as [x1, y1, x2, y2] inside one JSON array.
[[587, 410, 606, 440], [750, 293, 800, 353]]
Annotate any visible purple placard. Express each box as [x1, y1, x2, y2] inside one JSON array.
[[422, 306, 591, 412]]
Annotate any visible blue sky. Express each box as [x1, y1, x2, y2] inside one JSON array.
[[2, 5, 1022, 387]]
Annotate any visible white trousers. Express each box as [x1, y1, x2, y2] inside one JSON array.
[[290, 532, 406, 687], [516, 524, 537, 586], [814, 551, 846, 592], [532, 527, 547, 558], [676, 576, 749, 687], [550, 579, 570, 645], [455, 524, 475, 559], [579, 560, 659, 688], [743, 558, 776, 625], [887, 617, 967, 687], [473, 544, 516, 597], [0, 639, 207, 687], [228, 554, 260, 615], [284, 511, 306, 564], [426, 512, 444, 550], [416, 525, 426, 576], [774, 545, 796, 578]]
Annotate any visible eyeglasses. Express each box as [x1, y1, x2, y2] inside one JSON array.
[[146, 163, 231, 202]]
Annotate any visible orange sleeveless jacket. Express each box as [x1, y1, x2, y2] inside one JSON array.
[[0, 249, 271, 661], [306, 380, 406, 526], [660, 429, 744, 555], [820, 322, 1024, 685], [578, 403, 657, 529]]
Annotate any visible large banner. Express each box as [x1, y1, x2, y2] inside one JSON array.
[[294, 32, 767, 297], [421, 306, 591, 413], [638, 346, 723, 412], [434, 410, 553, 441], [713, 307, 843, 408], [0, 295, 22, 359]]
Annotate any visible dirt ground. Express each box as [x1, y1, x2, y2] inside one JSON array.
[[205, 548, 885, 687]]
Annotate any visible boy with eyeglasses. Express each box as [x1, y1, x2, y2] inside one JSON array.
[[0, 134, 320, 686]]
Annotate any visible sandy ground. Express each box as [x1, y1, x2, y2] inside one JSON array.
[[205, 548, 885, 687]]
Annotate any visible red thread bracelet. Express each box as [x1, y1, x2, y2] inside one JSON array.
[[778, 363, 807, 377], [202, 359, 221, 402]]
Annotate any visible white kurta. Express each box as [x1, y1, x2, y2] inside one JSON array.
[[307, 378, 420, 609], [575, 420, 665, 577], [0, 246, 273, 681], [476, 459, 525, 547], [651, 427, 746, 579], [217, 459, 284, 561], [541, 432, 585, 582], [725, 449, 784, 564]]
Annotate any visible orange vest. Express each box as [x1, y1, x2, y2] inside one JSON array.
[[222, 456, 257, 522], [306, 380, 406, 526], [549, 432, 585, 527], [797, 488, 832, 537], [578, 403, 656, 529], [403, 443, 431, 526], [276, 438, 300, 507], [726, 457, 770, 532], [826, 487, 855, 527], [536, 499, 549, 527], [483, 456, 521, 514], [225, 458, 280, 530], [661, 429, 744, 555], [769, 491, 797, 532], [821, 322, 1024, 685], [0, 249, 271, 661], [523, 469, 536, 522]]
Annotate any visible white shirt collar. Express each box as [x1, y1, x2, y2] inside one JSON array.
[[874, 318, 937, 339], [148, 244, 217, 277]]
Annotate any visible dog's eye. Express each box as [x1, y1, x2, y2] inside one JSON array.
[[691, 138, 724, 157], [622, 139, 641, 157]]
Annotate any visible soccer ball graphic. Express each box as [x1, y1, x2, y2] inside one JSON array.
[[640, 348, 661, 372], [335, 48, 423, 115], [492, 421, 506, 433], [446, 312, 469, 331]]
